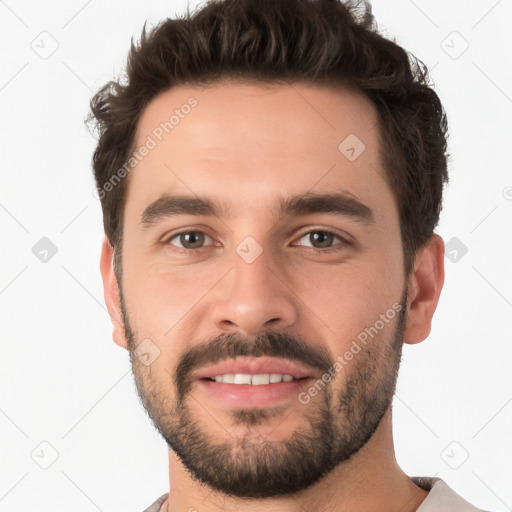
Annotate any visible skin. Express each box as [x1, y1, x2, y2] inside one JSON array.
[[100, 81, 445, 512]]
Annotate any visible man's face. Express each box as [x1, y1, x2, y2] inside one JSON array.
[[116, 81, 408, 497]]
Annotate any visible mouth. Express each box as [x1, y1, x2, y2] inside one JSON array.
[[202, 373, 305, 385], [193, 356, 316, 408]]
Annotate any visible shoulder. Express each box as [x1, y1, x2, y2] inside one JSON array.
[[140, 492, 168, 512], [412, 476, 494, 512]]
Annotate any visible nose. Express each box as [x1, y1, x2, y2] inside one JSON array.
[[210, 247, 299, 336]]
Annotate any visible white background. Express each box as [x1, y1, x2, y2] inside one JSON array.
[[0, 0, 511, 511]]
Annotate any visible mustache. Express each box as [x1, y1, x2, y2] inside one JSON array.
[[175, 331, 335, 403]]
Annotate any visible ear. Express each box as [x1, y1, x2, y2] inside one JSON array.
[[99, 236, 128, 350], [403, 233, 445, 345]]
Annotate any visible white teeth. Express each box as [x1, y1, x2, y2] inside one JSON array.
[[251, 374, 270, 385], [211, 373, 296, 385], [234, 374, 252, 385]]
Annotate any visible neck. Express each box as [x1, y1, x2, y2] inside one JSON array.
[[161, 410, 428, 512]]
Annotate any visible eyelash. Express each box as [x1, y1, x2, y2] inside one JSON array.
[[162, 228, 351, 254]]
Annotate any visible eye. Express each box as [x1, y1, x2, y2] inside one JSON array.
[[163, 228, 350, 253], [165, 230, 214, 250], [292, 229, 349, 251]]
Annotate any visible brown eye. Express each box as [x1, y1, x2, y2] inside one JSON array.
[[294, 230, 348, 250], [308, 231, 335, 248], [166, 231, 212, 250]]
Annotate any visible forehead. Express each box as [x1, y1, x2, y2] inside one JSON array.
[[125, 80, 396, 228]]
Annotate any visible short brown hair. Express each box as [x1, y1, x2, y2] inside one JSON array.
[[88, 0, 449, 282]]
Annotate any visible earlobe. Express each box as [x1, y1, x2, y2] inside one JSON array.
[[403, 234, 445, 345], [99, 236, 128, 350]]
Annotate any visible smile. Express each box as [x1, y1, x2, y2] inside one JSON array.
[[204, 373, 303, 385], [193, 356, 316, 408]]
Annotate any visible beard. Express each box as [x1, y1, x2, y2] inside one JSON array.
[[120, 286, 407, 498]]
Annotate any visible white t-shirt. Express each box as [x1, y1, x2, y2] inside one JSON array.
[[412, 477, 490, 512], [142, 477, 492, 511]]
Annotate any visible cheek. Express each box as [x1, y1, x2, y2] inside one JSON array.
[[292, 259, 401, 352], [122, 256, 228, 340], [291, 259, 379, 311]]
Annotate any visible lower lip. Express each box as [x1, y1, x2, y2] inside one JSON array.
[[197, 378, 311, 408]]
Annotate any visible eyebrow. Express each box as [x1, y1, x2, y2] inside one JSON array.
[[139, 191, 375, 229]]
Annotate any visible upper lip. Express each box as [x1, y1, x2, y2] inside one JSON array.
[[194, 356, 316, 380]]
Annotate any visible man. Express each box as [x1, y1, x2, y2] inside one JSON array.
[[89, 0, 491, 510]]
